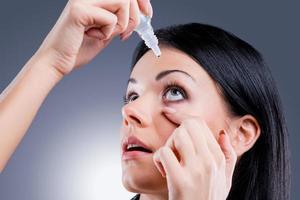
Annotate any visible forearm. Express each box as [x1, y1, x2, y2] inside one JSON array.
[[0, 51, 63, 172]]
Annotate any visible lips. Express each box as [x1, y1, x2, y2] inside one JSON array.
[[121, 136, 153, 160], [122, 136, 153, 153]]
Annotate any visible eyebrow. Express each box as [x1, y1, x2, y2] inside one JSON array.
[[127, 69, 194, 84]]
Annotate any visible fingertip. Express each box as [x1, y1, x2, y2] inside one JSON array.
[[153, 150, 160, 162], [138, 0, 153, 17], [219, 130, 237, 158], [153, 149, 166, 178], [120, 17, 137, 38], [120, 31, 133, 41], [162, 107, 182, 126], [218, 130, 229, 149], [162, 107, 176, 114], [223, 130, 232, 145]]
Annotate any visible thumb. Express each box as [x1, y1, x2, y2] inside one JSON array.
[[218, 130, 237, 190]]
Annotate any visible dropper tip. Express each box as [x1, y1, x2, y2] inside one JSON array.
[[152, 45, 161, 58]]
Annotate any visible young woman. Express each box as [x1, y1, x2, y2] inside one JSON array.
[[0, 0, 290, 199], [121, 24, 291, 200]]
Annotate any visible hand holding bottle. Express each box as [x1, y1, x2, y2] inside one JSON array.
[[37, 0, 153, 77], [0, 0, 153, 172]]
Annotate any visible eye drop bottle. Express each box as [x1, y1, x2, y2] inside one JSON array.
[[135, 14, 161, 57]]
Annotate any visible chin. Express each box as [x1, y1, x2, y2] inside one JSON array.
[[121, 159, 167, 194]]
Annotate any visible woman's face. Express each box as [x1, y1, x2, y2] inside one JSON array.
[[120, 47, 232, 195]]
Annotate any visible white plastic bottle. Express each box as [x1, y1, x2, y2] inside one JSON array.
[[135, 14, 161, 57]]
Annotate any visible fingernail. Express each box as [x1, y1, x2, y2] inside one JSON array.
[[153, 151, 165, 178], [155, 150, 166, 178], [159, 162, 166, 178], [219, 130, 226, 142]]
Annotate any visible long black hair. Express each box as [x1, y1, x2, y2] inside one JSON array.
[[131, 23, 290, 200]]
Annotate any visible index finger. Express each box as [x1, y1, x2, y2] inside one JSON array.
[[162, 107, 225, 160], [162, 107, 200, 125], [137, 0, 153, 17]]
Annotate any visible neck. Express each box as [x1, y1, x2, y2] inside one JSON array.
[[139, 192, 168, 200]]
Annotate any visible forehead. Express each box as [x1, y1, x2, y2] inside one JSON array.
[[130, 47, 212, 84]]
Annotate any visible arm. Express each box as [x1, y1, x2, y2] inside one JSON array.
[[0, 51, 63, 172], [0, 0, 152, 173]]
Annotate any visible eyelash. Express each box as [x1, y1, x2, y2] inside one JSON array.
[[123, 81, 188, 105], [123, 90, 138, 105]]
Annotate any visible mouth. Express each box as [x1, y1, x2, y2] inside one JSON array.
[[126, 144, 152, 153], [122, 136, 153, 160]]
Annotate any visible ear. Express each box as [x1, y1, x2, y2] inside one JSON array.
[[229, 115, 261, 157]]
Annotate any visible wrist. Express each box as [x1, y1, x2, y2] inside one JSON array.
[[30, 48, 68, 82]]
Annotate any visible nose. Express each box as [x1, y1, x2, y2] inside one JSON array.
[[122, 97, 153, 128]]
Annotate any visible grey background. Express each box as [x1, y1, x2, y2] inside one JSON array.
[[0, 0, 299, 199]]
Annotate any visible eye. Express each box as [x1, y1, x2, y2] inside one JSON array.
[[123, 91, 139, 104], [163, 83, 187, 102]]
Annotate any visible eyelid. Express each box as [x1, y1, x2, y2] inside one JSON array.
[[123, 90, 138, 105], [123, 81, 189, 104]]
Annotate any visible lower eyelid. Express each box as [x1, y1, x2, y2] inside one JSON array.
[[164, 87, 188, 99], [162, 97, 186, 104]]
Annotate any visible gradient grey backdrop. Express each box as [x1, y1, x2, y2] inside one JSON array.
[[0, 0, 299, 199]]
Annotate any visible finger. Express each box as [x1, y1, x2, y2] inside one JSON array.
[[163, 107, 225, 166], [218, 130, 237, 179], [180, 119, 214, 159], [120, 0, 140, 40], [153, 152, 166, 178], [218, 130, 237, 193], [85, 28, 106, 39], [192, 120, 225, 165], [163, 107, 224, 158], [153, 147, 182, 183], [165, 126, 196, 165], [120, 31, 133, 41], [113, 0, 130, 33], [96, 0, 130, 34], [162, 108, 212, 156], [80, 6, 118, 39], [162, 107, 199, 126], [137, 0, 153, 17]]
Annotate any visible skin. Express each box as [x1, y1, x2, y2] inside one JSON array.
[[0, 0, 152, 172], [0, 0, 261, 199], [121, 47, 261, 200]]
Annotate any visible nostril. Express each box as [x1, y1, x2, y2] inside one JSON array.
[[123, 115, 142, 127], [124, 119, 129, 126]]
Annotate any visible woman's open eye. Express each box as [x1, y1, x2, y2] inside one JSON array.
[[123, 91, 139, 104], [163, 83, 187, 102]]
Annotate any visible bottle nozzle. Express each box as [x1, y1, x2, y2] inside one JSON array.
[[152, 44, 161, 57]]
